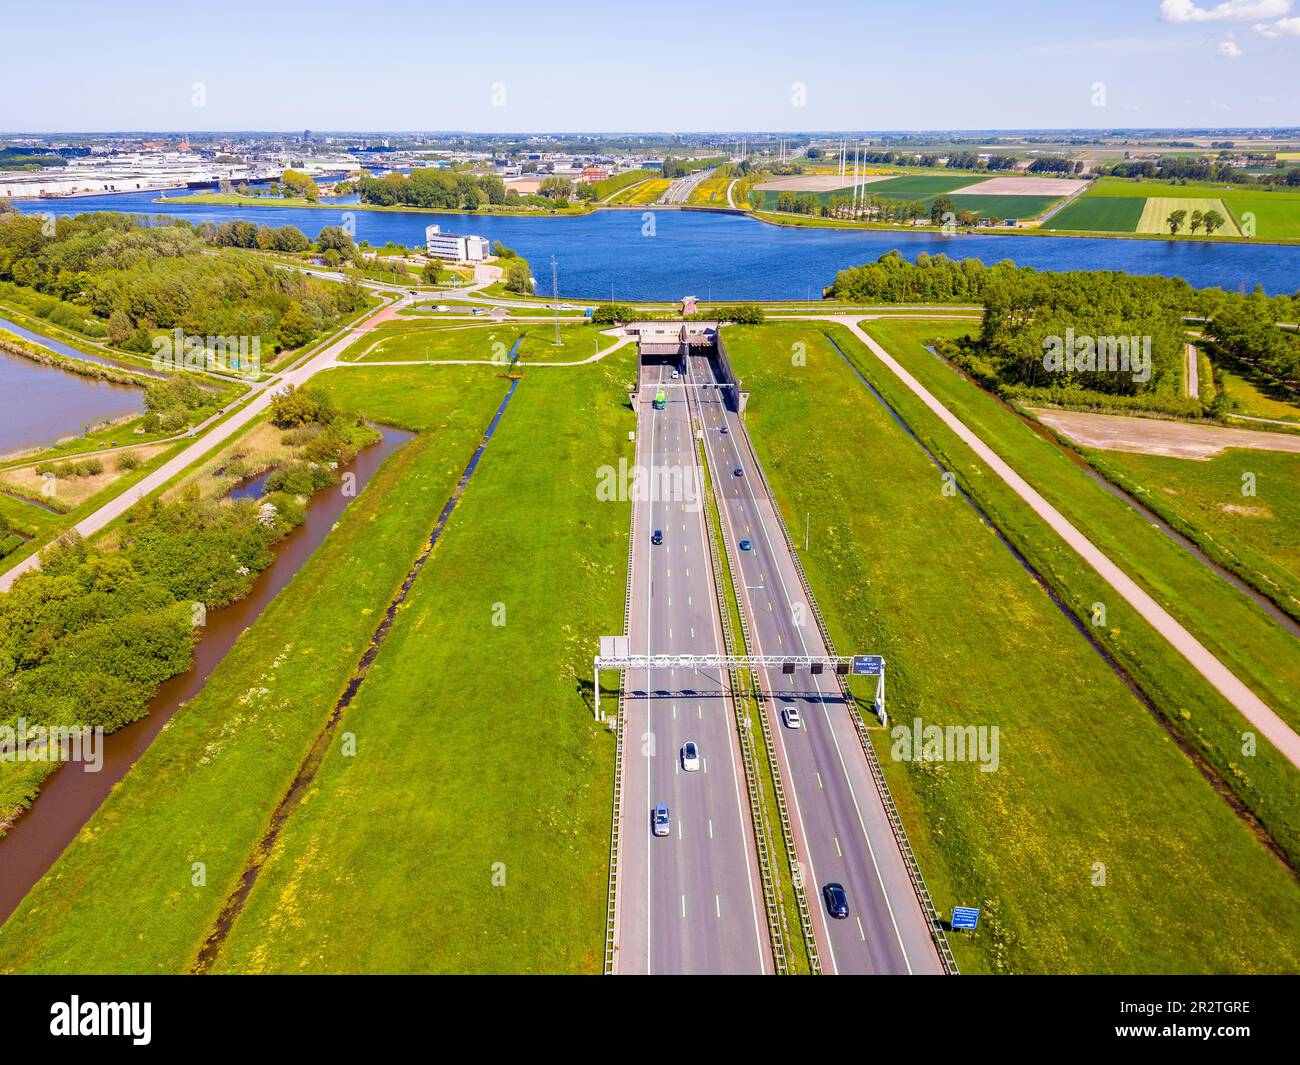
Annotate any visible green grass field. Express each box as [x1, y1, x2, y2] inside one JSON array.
[[843, 319, 1300, 865], [0, 368, 511, 972], [861, 174, 978, 199], [722, 322, 1300, 974], [947, 194, 1062, 219], [1075, 178, 1300, 239], [207, 355, 634, 973], [340, 320, 614, 364], [1137, 197, 1241, 236], [1218, 365, 1300, 424], [1043, 195, 1145, 232], [1221, 190, 1300, 239], [1086, 446, 1300, 625]]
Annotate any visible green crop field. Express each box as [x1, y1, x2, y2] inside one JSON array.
[[612, 179, 669, 205], [1222, 191, 1300, 239], [1137, 197, 1241, 236], [721, 321, 1300, 974], [947, 194, 1062, 219], [0, 368, 512, 972], [861, 174, 978, 199], [1085, 177, 1247, 199], [1043, 195, 1145, 232], [1218, 365, 1300, 423]]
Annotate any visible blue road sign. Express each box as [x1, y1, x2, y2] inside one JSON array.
[[952, 906, 980, 931], [852, 655, 883, 676]]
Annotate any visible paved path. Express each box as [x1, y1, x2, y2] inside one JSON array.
[[0, 297, 406, 592], [1186, 342, 1199, 399], [839, 316, 1300, 769]]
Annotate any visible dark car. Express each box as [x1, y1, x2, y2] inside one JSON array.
[[733, 467, 743, 477], [739, 539, 752, 551], [823, 882, 850, 920], [719, 425, 728, 434], [651, 529, 663, 545]]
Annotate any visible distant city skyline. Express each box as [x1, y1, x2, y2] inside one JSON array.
[[3, 0, 1298, 133]]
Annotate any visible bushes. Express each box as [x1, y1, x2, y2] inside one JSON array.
[[591, 303, 635, 325], [116, 452, 141, 472]]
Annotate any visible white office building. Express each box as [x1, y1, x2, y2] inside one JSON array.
[[424, 224, 489, 261]]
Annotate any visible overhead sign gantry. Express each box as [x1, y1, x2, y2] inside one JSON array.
[[594, 640, 886, 722]]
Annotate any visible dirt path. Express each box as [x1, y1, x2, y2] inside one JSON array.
[[1030, 407, 1300, 459], [837, 315, 1300, 771]]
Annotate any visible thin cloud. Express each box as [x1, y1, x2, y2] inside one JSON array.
[[1217, 38, 1245, 54], [1161, 0, 1290, 21], [1254, 14, 1300, 32]]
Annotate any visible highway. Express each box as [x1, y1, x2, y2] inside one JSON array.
[[615, 361, 771, 975], [689, 351, 944, 975]]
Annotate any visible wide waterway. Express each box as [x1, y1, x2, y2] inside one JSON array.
[[17, 190, 1300, 298]]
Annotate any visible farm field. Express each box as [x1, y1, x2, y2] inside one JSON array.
[[722, 321, 1300, 974], [1086, 446, 1300, 624], [1042, 195, 1145, 232], [861, 174, 979, 199], [1137, 197, 1241, 236], [0, 368, 510, 972], [947, 193, 1061, 219], [843, 319, 1300, 864], [1221, 190, 1300, 239], [207, 354, 634, 973]]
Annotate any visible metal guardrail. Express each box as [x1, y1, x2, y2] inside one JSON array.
[[690, 362, 821, 976], [693, 427, 790, 975], [603, 423, 638, 976], [734, 410, 960, 976]]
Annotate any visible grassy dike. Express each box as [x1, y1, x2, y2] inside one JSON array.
[[849, 319, 1300, 865], [0, 368, 507, 973], [206, 354, 635, 973], [721, 323, 1300, 974]]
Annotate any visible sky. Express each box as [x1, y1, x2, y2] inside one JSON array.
[[2, 0, 1297, 132]]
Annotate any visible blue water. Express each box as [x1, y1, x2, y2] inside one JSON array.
[[0, 314, 134, 370], [18, 190, 1300, 298]]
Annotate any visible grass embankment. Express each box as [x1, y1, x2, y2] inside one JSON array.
[[722, 322, 1300, 974], [1085, 447, 1300, 624], [207, 355, 634, 973], [839, 319, 1300, 869], [0, 368, 508, 972], [341, 319, 615, 364]]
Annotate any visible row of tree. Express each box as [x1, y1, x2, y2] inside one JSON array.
[[0, 212, 368, 355]]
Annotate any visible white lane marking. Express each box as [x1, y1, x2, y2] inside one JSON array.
[[856, 917, 866, 942], [715, 894, 722, 919], [702, 756, 708, 774], [678, 818, 683, 840], [834, 836, 843, 858], [690, 627, 695, 639], [816, 771, 824, 790], [708, 819, 714, 839], [681, 895, 686, 919]]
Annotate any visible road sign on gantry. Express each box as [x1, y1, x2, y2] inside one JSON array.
[[852, 655, 884, 676]]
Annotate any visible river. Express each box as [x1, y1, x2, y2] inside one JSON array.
[[0, 425, 414, 924], [17, 190, 1300, 298]]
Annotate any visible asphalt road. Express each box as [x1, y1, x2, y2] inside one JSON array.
[[690, 352, 944, 975], [615, 361, 770, 975]]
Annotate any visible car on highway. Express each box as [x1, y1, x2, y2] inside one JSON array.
[[739, 539, 752, 551], [652, 529, 663, 545], [781, 706, 802, 729], [671, 369, 679, 379], [733, 467, 743, 476], [680, 741, 700, 771], [823, 882, 850, 920], [719, 425, 728, 434], [652, 803, 671, 837]]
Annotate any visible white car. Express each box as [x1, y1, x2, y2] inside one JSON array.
[[680, 741, 701, 772], [781, 706, 802, 730]]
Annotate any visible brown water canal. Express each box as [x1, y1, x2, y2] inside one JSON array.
[[0, 424, 414, 925]]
